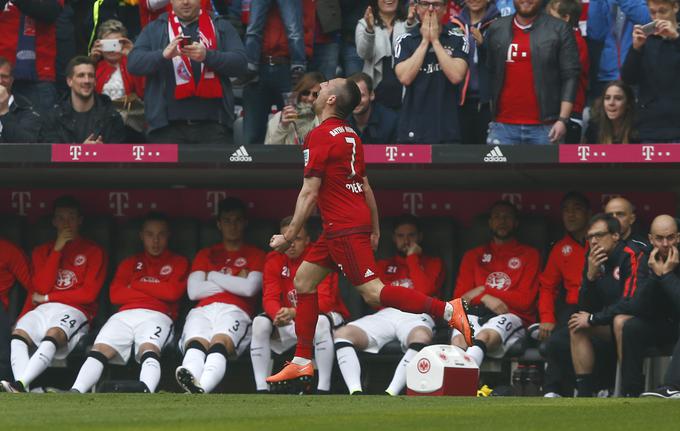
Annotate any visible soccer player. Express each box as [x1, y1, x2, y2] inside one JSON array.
[[70, 212, 188, 393], [175, 197, 265, 394], [451, 201, 540, 369], [266, 77, 472, 388], [0, 237, 31, 381], [334, 214, 444, 395], [1, 196, 107, 393], [250, 216, 349, 393]]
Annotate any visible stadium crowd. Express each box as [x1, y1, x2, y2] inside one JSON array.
[[1, 0, 679, 145], [0, 194, 679, 398]]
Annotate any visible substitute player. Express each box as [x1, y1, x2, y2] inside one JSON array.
[[335, 214, 444, 395], [266, 77, 472, 388], [70, 212, 188, 393], [175, 198, 265, 394], [451, 201, 540, 369], [1, 196, 107, 393], [250, 216, 349, 393]]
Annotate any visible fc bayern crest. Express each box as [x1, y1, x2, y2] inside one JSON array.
[[417, 358, 431, 374], [74, 254, 87, 266], [613, 266, 620, 280], [508, 257, 521, 269], [160, 265, 173, 276], [234, 257, 247, 268], [562, 245, 573, 256]]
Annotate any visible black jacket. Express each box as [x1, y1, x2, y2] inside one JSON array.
[[483, 13, 580, 122], [0, 94, 42, 143], [578, 241, 646, 326], [635, 255, 680, 322], [621, 34, 680, 142], [40, 93, 125, 144]]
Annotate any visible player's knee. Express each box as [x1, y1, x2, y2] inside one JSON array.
[[211, 336, 235, 356], [407, 327, 432, 345], [11, 333, 31, 347], [252, 315, 273, 337], [185, 339, 208, 354], [293, 275, 315, 294], [45, 328, 67, 346]]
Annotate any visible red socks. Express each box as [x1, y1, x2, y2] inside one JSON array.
[[379, 284, 446, 318], [293, 292, 319, 359]]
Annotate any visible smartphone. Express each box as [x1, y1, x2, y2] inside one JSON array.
[[641, 21, 657, 36], [100, 39, 121, 53], [178, 35, 193, 48]]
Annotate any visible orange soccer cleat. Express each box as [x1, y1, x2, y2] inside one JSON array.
[[448, 298, 474, 346], [266, 361, 314, 394]]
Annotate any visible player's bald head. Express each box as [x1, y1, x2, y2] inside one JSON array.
[[604, 196, 634, 214], [330, 78, 361, 119], [650, 215, 678, 235]]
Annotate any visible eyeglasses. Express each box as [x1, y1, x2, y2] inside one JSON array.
[[585, 231, 611, 241], [417, 1, 445, 10], [300, 90, 319, 98]]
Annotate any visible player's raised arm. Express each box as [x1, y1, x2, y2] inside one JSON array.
[[271, 177, 322, 252]]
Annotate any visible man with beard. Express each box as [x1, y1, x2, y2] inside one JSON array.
[[451, 201, 540, 370], [41, 56, 125, 144], [347, 72, 398, 144], [484, 0, 580, 144]]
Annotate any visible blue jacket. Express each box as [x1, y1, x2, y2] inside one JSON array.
[[457, 4, 500, 103], [587, 0, 650, 82], [127, 13, 247, 132]]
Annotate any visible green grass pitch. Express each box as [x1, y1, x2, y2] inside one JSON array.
[[1, 394, 679, 431]]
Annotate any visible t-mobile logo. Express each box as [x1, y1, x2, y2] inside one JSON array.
[[403, 192, 423, 215], [505, 43, 526, 63], [69, 145, 82, 160], [109, 192, 129, 217], [11, 192, 31, 216], [132, 145, 145, 161], [642, 146, 655, 161], [386, 146, 398, 161], [577, 146, 590, 161]]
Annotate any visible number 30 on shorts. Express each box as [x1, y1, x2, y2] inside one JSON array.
[[495, 316, 513, 331]]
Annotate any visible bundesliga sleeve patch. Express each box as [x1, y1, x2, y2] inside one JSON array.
[[303, 149, 310, 166]]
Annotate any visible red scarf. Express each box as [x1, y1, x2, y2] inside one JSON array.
[[168, 10, 223, 100], [95, 56, 145, 98]]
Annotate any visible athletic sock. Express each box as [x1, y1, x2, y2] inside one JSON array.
[[182, 346, 207, 381], [314, 316, 334, 392], [335, 339, 362, 394], [10, 338, 29, 381], [199, 345, 228, 393], [466, 340, 487, 367], [379, 284, 446, 318], [250, 316, 273, 391], [386, 348, 418, 396], [71, 352, 108, 393], [139, 352, 161, 393], [19, 338, 57, 386], [576, 374, 595, 397], [293, 292, 319, 360]]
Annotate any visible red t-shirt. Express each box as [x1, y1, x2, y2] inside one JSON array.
[[573, 29, 590, 115], [262, 246, 349, 320], [377, 253, 445, 310], [538, 234, 586, 323], [0, 238, 31, 311], [26, 238, 108, 321], [191, 243, 266, 316], [454, 239, 540, 325], [110, 250, 189, 320], [303, 117, 372, 237], [496, 19, 541, 125]]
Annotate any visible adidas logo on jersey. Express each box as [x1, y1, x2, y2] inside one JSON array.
[[229, 146, 252, 162], [364, 268, 374, 278], [484, 146, 507, 162]]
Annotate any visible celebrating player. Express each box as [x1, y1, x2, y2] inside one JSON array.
[[1, 196, 107, 393], [251, 216, 349, 393], [266, 77, 472, 389], [175, 198, 265, 394], [70, 212, 188, 393]]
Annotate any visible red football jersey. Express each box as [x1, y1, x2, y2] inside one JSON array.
[[191, 243, 266, 316], [262, 246, 349, 320], [27, 238, 108, 320], [0, 238, 31, 311], [538, 235, 586, 323], [377, 254, 445, 297], [454, 239, 540, 325], [110, 250, 189, 320], [303, 117, 372, 237], [573, 29, 590, 115]]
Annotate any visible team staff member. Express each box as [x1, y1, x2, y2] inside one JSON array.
[[70, 212, 188, 393]]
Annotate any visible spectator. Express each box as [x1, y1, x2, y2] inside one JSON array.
[[128, 0, 247, 145], [250, 216, 348, 394], [584, 81, 638, 144], [0, 195, 107, 393], [0, 56, 42, 143], [394, 0, 469, 144], [588, 0, 650, 96], [548, 0, 590, 144], [241, 1, 315, 145], [569, 213, 644, 397], [355, 0, 417, 110], [347, 72, 399, 144], [335, 214, 445, 395], [0, 237, 31, 382], [240, 0, 307, 85], [264, 71, 323, 145], [641, 216, 680, 398], [539, 192, 590, 397], [621, 0, 680, 142], [340, 0, 370, 76], [0, 0, 63, 113], [456, 0, 500, 145], [615, 215, 679, 397], [604, 196, 647, 247], [41, 56, 126, 144], [310, 0, 342, 80], [484, 0, 580, 145], [451, 201, 540, 371]]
